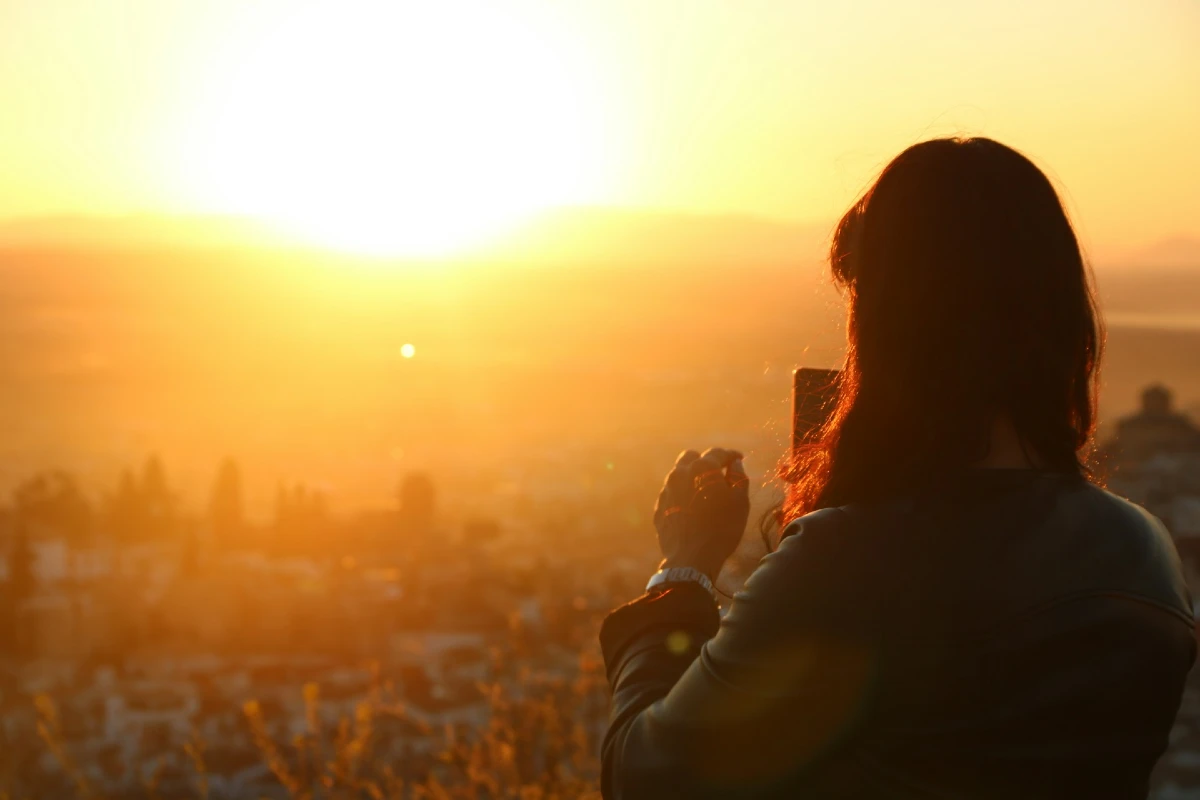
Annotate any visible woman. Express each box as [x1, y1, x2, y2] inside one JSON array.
[[600, 138, 1195, 799]]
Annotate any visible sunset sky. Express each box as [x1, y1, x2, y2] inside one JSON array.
[[0, 0, 1196, 256]]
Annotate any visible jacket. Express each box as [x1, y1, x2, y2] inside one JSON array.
[[600, 470, 1196, 799]]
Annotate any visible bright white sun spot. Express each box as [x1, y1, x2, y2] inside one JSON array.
[[180, 1, 618, 256], [400, 343, 416, 359]]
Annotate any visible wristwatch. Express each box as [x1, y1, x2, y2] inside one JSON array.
[[646, 566, 716, 600]]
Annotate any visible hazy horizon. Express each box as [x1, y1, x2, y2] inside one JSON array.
[[0, 227, 1197, 520], [2, 208, 1198, 271]]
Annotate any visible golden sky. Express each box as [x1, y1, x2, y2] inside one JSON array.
[[0, 0, 1196, 256]]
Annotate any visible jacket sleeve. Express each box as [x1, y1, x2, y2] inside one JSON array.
[[599, 508, 880, 799]]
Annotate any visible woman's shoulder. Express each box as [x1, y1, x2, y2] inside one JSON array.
[[737, 506, 890, 629], [763, 506, 894, 594], [1061, 481, 1191, 608], [1046, 477, 1181, 563], [1070, 480, 1172, 538], [776, 502, 906, 562], [778, 506, 853, 544]]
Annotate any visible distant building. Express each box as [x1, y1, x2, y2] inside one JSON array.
[[1104, 385, 1200, 569], [1107, 385, 1200, 468]]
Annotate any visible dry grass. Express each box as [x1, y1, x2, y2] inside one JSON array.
[[13, 657, 608, 800]]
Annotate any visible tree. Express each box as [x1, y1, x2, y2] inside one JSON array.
[[105, 456, 179, 542], [106, 469, 141, 541], [140, 455, 174, 523], [12, 470, 93, 542], [208, 458, 245, 548]]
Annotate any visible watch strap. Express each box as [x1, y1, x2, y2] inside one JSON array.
[[646, 566, 716, 599]]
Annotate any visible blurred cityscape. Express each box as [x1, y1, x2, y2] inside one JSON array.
[[0, 440, 669, 797], [1100, 385, 1200, 799], [0, 380, 1198, 797]]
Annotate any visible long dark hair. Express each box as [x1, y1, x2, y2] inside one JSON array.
[[778, 137, 1102, 528]]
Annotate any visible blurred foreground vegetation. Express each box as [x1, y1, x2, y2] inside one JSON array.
[[6, 661, 609, 800]]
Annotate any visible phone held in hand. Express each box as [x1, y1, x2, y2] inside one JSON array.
[[716, 366, 842, 610], [791, 367, 840, 462]]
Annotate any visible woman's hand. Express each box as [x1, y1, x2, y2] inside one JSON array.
[[653, 448, 751, 581]]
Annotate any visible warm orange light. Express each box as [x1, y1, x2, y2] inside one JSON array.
[[179, 1, 618, 257]]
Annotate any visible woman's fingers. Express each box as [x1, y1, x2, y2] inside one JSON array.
[[654, 482, 670, 521], [654, 492, 686, 527], [654, 447, 753, 578], [727, 456, 750, 496], [657, 454, 700, 526], [665, 451, 699, 501], [687, 454, 726, 489], [699, 447, 743, 467], [689, 449, 743, 488], [662, 448, 744, 507]]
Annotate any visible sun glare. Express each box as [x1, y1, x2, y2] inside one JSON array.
[[179, 2, 617, 256]]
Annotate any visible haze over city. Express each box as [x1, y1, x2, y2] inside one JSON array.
[[1, 1, 1199, 798]]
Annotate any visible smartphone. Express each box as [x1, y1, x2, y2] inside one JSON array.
[[792, 367, 840, 455]]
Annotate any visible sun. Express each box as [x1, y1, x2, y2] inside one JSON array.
[[178, 1, 617, 256]]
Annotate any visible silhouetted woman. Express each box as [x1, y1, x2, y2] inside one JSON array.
[[600, 137, 1195, 799]]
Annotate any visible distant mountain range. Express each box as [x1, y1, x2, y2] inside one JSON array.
[[1, 209, 1196, 273], [486, 207, 832, 268], [1110, 236, 1200, 271], [0, 213, 292, 250], [0, 209, 829, 269]]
